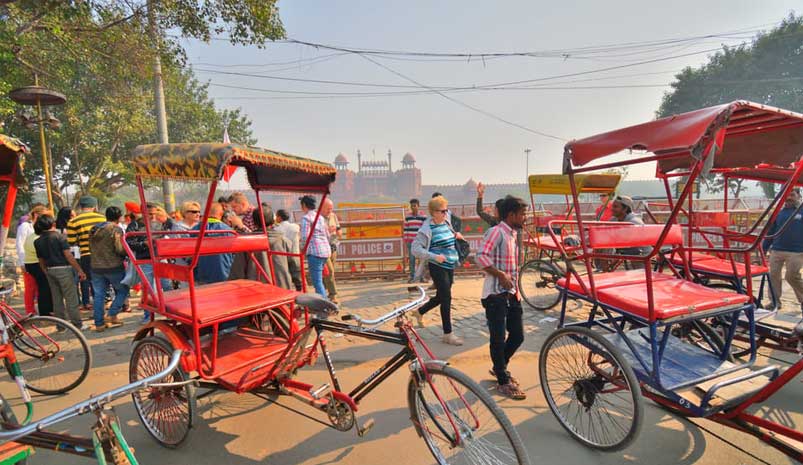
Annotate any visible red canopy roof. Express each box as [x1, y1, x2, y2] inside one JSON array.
[[724, 165, 803, 185], [564, 101, 803, 174]]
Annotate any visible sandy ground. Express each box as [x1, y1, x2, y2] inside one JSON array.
[[0, 277, 800, 465]]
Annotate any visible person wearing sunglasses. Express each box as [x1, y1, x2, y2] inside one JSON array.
[[178, 201, 202, 231], [410, 195, 464, 346]]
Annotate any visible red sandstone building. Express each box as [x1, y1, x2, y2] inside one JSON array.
[[331, 150, 422, 202]]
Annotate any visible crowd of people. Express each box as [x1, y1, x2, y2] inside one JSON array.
[[12, 183, 803, 402]]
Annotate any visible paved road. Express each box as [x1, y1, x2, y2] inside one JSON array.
[[1, 277, 799, 465]]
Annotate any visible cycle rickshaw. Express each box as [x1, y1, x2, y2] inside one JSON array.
[[124, 143, 530, 465], [517, 173, 620, 310], [538, 101, 803, 461]]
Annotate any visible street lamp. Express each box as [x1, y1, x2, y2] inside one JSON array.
[[8, 79, 66, 209], [524, 148, 532, 180]]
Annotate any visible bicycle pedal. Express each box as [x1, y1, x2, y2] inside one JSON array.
[[357, 418, 375, 437], [309, 383, 332, 400]]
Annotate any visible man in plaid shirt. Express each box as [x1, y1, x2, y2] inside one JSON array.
[[299, 195, 331, 296], [476, 195, 529, 400]]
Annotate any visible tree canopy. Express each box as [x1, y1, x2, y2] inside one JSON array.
[[657, 13, 803, 198], [0, 1, 280, 208]]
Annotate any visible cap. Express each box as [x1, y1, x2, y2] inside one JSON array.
[[614, 195, 634, 210], [124, 201, 142, 214], [78, 195, 98, 208]]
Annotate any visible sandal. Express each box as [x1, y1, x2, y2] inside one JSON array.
[[489, 369, 520, 387], [497, 383, 527, 400]]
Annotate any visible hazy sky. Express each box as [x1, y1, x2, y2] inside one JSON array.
[[181, 1, 800, 185]]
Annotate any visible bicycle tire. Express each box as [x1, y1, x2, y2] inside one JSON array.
[[517, 258, 563, 311], [539, 326, 643, 451], [407, 363, 531, 465], [5, 316, 91, 395], [130, 335, 196, 448]]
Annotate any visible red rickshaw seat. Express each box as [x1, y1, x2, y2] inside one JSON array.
[[668, 254, 769, 277], [557, 270, 673, 294], [161, 280, 298, 324], [595, 278, 750, 320]]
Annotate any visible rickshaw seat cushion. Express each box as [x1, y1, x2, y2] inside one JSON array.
[[155, 235, 270, 259], [557, 270, 673, 293], [587, 224, 682, 249], [162, 279, 298, 324], [668, 254, 769, 277], [596, 278, 750, 320]]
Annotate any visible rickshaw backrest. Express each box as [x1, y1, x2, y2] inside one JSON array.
[[155, 235, 270, 259], [586, 224, 682, 249]]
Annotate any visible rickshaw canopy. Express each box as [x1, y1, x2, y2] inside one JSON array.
[[564, 101, 803, 174], [131, 143, 336, 192], [723, 164, 803, 186], [0, 134, 27, 186], [528, 173, 621, 195]]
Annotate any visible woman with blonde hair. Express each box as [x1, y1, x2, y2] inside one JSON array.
[[411, 196, 464, 345]]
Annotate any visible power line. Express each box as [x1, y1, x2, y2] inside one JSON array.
[[357, 53, 568, 141]]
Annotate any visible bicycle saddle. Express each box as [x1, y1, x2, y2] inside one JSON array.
[[295, 293, 339, 316]]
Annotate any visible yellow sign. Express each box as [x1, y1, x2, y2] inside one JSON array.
[[346, 225, 403, 240], [528, 174, 621, 195]]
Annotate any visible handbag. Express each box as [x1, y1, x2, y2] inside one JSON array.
[[455, 237, 471, 264]]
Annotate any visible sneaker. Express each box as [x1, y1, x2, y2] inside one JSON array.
[[93, 324, 106, 332], [441, 333, 463, 346], [410, 311, 425, 328], [78, 323, 90, 331], [489, 369, 520, 387], [497, 383, 527, 400]]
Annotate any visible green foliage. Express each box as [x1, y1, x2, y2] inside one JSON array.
[[657, 13, 803, 199], [1, 1, 267, 208]]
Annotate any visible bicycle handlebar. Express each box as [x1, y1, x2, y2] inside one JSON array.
[[341, 286, 427, 328], [0, 350, 183, 444]]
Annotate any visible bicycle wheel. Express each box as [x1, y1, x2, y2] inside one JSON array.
[[5, 316, 91, 395], [130, 336, 196, 448], [518, 259, 563, 311], [539, 326, 643, 451], [407, 363, 530, 465]]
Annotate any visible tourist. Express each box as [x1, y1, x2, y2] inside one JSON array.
[[596, 193, 614, 221], [763, 188, 803, 312], [16, 204, 46, 315], [275, 209, 303, 291], [228, 192, 257, 232], [218, 196, 232, 213], [124, 202, 170, 323], [22, 206, 52, 316], [476, 195, 529, 400], [299, 195, 330, 297], [66, 196, 106, 312], [178, 201, 201, 231], [88, 206, 128, 332], [403, 199, 427, 283], [34, 214, 87, 330], [250, 206, 293, 289], [191, 202, 234, 284], [611, 195, 650, 269], [411, 195, 464, 346], [321, 198, 340, 304], [431, 192, 462, 232]]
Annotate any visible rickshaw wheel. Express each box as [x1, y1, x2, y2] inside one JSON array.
[[518, 259, 563, 311], [0, 393, 26, 465], [540, 326, 643, 451], [407, 364, 530, 465], [130, 336, 196, 448]]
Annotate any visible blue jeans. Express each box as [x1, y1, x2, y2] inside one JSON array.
[[406, 242, 416, 280], [140, 263, 171, 320], [307, 255, 328, 297], [92, 269, 130, 327]]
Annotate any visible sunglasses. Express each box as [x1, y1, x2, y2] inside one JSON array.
[[436, 209, 448, 213], [185, 210, 200, 214]]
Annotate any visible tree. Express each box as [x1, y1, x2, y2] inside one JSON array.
[[1, 2, 262, 208], [657, 14, 803, 198]]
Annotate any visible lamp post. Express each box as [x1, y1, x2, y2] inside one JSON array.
[[8, 78, 66, 209], [524, 148, 532, 181]]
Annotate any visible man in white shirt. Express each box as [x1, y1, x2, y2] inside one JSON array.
[[275, 209, 302, 291]]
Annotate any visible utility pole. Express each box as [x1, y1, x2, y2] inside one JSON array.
[[524, 148, 532, 181], [147, 0, 175, 212]]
